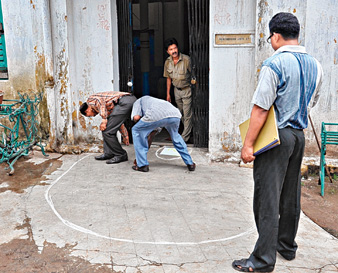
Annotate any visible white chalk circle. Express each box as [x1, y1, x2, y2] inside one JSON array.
[[45, 154, 255, 245]]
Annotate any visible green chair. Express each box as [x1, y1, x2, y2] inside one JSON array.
[[320, 122, 338, 196]]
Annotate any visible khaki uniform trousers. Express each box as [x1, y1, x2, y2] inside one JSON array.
[[174, 86, 192, 142]]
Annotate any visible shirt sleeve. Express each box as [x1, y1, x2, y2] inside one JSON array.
[[131, 99, 142, 119], [308, 59, 323, 110], [251, 66, 279, 110], [163, 60, 169, 78]]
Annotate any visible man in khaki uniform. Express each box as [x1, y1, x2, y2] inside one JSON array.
[[163, 37, 192, 143]]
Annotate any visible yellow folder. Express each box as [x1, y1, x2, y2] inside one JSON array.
[[239, 106, 280, 155]]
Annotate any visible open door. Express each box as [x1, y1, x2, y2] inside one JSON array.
[[116, 0, 134, 93], [116, 0, 134, 142], [187, 0, 209, 148]]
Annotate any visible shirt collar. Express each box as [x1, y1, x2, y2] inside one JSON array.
[[273, 45, 307, 56], [170, 53, 182, 63]]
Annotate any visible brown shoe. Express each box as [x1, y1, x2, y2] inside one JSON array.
[[187, 163, 196, 171]]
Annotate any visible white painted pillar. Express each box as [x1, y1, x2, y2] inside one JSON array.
[[49, 0, 74, 148]]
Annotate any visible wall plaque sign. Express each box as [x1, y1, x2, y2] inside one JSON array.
[[215, 33, 254, 47]]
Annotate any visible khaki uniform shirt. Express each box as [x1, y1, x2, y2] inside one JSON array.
[[163, 53, 191, 89]]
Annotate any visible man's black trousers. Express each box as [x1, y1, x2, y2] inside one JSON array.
[[249, 127, 305, 267], [103, 95, 136, 157]]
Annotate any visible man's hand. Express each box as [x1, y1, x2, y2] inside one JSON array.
[[100, 119, 107, 131], [241, 145, 255, 163], [133, 115, 141, 122], [166, 94, 171, 102], [240, 105, 269, 164]]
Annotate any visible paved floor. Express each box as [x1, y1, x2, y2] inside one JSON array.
[[1, 145, 338, 272]]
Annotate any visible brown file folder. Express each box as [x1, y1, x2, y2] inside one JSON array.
[[239, 106, 280, 155]]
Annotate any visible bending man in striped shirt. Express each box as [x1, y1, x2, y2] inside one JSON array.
[[79, 91, 136, 164]]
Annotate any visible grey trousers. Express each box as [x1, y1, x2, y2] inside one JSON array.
[[249, 127, 305, 267], [174, 87, 192, 142], [103, 95, 136, 157]]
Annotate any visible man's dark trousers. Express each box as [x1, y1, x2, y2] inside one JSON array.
[[103, 95, 136, 157], [249, 127, 305, 268]]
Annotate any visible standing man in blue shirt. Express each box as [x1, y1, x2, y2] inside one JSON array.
[[232, 12, 323, 272], [131, 96, 195, 172]]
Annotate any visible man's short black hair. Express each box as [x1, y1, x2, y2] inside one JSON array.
[[269, 12, 300, 40], [79, 102, 88, 116], [164, 37, 178, 50]]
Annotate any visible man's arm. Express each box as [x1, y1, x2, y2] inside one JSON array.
[[166, 77, 172, 102], [131, 99, 142, 122], [241, 105, 269, 163]]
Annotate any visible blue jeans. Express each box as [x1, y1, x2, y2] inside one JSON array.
[[132, 117, 193, 167]]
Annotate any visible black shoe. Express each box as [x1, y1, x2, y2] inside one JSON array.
[[277, 250, 296, 261], [187, 163, 196, 171], [132, 165, 149, 172], [106, 154, 128, 164], [232, 258, 274, 272], [95, 154, 114, 160]]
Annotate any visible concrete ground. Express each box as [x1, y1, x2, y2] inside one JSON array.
[[1, 145, 338, 272]]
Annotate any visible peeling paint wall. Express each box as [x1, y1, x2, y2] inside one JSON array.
[[49, 0, 119, 152], [2, 0, 336, 154], [0, 0, 120, 152], [209, 0, 338, 158], [0, 0, 36, 94], [0, 0, 53, 140], [303, 0, 338, 154]]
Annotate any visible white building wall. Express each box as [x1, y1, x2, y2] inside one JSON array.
[[209, 0, 256, 158], [49, 0, 119, 151], [304, 0, 338, 150], [209, 0, 338, 159], [0, 0, 40, 94], [0, 0, 53, 138], [1, 0, 336, 155], [0, 0, 120, 152]]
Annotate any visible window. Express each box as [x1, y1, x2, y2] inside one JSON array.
[[0, 0, 8, 79]]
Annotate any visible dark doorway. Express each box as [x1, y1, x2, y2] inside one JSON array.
[[116, 0, 209, 147], [131, 0, 190, 100]]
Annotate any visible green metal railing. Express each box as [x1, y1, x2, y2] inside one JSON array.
[[0, 93, 48, 175], [319, 122, 338, 196]]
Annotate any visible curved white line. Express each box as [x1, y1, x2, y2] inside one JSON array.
[[45, 153, 255, 245]]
